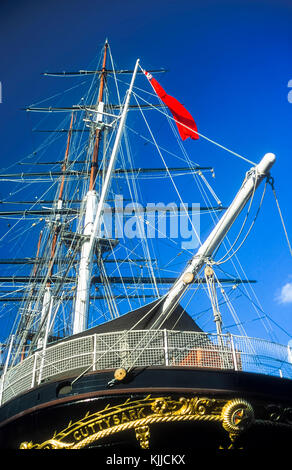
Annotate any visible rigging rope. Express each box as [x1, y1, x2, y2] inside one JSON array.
[[133, 93, 202, 248], [235, 286, 292, 339], [215, 174, 267, 265], [133, 85, 256, 166], [129, 87, 276, 342], [268, 177, 292, 257]]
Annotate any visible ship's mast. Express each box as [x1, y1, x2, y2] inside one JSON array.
[[73, 42, 140, 334], [156, 153, 276, 327], [73, 41, 108, 335], [89, 41, 108, 191], [37, 112, 74, 348]]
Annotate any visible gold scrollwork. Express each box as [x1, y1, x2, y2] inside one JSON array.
[[221, 398, 254, 448], [134, 425, 150, 449], [19, 395, 254, 450]]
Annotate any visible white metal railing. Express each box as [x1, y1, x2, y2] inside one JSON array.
[[1, 329, 292, 406]]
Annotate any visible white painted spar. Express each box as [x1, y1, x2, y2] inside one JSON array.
[[158, 153, 276, 324], [73, 59, 140, 334]]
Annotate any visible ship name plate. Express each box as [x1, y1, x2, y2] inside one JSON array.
[[19, 395, 255, 449]]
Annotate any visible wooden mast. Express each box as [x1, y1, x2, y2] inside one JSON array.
[[47, 111, 74, 283], [34, 112, 75, 349], [42, 41, 108, 340], [73, 40, 110, 334], [20, 229, 43, 361], [73, 55, 140, 335], [89, 40, 108, 190]]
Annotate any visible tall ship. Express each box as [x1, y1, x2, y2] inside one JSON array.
[[0, 40, 292, 452]]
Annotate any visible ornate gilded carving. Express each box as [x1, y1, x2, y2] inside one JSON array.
[[19, 395, 255, 450], [221, 399, 254, 434], [220, 399, 254, 448], [134, 425, 150, 449]]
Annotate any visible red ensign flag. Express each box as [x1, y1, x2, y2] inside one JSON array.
[[144, 71, 199, 141]]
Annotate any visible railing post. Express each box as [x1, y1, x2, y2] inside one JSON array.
[[93, 334, 97, 371], [163, 329, 169, 366], [37, 351, 43, 386], [0, 376, 3, 406], [31, 352, 38, 388], [0, 334, 14, 405], [38, 296, 54, 385], [229, 333, 238, 371]]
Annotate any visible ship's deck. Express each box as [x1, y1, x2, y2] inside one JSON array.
[[1, 329, 291, 407]]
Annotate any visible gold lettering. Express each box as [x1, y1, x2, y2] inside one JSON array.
[[129, 409, 137, 421], [80, 426, 89, 438], [73, 430, 81, 441], [96, 420, 104, 431], [103, 417, 111, 428], [112, 414, 120, 425], [137, 407, 146, 418], [120, 412, 130, 423], [87, 422, 96, 433]]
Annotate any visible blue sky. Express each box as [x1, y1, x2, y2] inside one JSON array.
[[0, 0, 291, 345]]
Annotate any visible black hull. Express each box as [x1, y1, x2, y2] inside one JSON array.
[[1, 367, 292, 451]]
